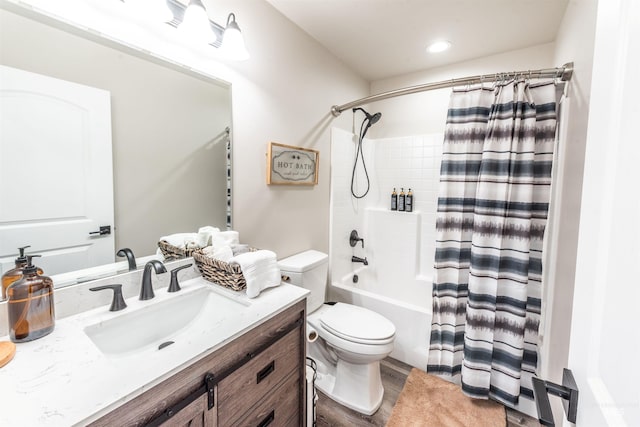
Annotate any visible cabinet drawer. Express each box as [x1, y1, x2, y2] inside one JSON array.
[[229, 370, 300, 427], [217, 327, 300, 425]]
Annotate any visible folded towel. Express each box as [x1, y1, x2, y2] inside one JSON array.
[[229, 250, 281, 298], [197, 226, 220, 248], [202, 245, 234, 262], [212, 231, 240, 248], [231, 244, 251, 256], [160, 233, 199, 249]]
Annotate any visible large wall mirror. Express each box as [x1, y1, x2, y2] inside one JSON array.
[[0, 6, 232, 283]]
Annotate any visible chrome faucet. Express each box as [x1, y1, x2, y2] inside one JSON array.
[[140, 260, 167, 300], [117, 248, 137, 271], [351, 256, 368, 266]]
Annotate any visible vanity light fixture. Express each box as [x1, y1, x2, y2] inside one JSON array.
[[219, 13, 250, 61], [126, 0, 174, 23], [122, 0, 249, 60], [426, 40, 452, 53], [177, 0, 216, 43]]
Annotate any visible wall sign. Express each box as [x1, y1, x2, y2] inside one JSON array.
[[267, 142, 319, 185]]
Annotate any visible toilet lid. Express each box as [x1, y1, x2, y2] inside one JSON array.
[[319, 303, 395, 344]]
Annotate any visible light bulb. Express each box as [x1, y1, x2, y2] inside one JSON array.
[[219, 13, 249, 61], [178, 0, 216, 44]]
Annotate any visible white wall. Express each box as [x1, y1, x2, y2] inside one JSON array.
[[2, 0, 369, 259], [369, 43, 556, 137], [541, 0, 599, 401], [212, 0, 369, 257]]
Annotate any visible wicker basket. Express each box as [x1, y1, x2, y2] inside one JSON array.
[[158, 240, 199, 261], [192, 250, 248, 291]]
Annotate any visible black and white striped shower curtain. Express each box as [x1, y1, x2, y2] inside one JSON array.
[[427, 80, 557, 406]]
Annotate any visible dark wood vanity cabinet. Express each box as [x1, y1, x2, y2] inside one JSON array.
[[89, 300, 306, 427]]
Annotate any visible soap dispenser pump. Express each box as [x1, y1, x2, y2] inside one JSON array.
[[7, 255, 55, 343], [1, 246, 43, 301]]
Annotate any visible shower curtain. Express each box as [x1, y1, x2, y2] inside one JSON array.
[[427, 79, 557, 406]]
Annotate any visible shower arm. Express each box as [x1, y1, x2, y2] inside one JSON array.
[[331, 62, 574, 117]]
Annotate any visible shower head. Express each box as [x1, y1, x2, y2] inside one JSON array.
[[352, 107, 382, 125]]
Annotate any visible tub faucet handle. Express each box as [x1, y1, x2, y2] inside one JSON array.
[[350, 230, 364, 248]]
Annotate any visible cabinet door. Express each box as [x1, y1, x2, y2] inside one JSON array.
[[159, 393, 215, 427]]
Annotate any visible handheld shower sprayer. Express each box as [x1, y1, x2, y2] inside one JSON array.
[[351, 107, 383, 199]]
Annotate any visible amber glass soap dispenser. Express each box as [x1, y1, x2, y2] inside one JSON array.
[[1, 245, 42, 301], [7, 256, 55, 343]]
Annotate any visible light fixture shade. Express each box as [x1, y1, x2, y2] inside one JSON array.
[[220, 13, 249, 61], [178, 0, 216, 44]]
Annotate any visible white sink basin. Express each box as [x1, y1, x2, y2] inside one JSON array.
[[84, 287, 246, 357]]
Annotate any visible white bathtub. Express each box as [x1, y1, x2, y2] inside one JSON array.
[[328, 268, 432, 369]]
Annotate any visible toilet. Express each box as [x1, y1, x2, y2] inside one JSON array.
[[278, 250, 396, 415]]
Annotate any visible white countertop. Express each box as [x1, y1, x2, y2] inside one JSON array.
[[0, 277, 308, 426]]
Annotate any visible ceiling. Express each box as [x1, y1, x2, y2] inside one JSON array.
[[266, 0, 570, 81]]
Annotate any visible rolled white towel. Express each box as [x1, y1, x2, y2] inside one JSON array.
[[212, 231, 240, 248], [229, 250, 280, 298], [197, 226, 220, 248]]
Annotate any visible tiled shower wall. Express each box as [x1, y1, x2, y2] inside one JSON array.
[[330, 128, 444, 284]]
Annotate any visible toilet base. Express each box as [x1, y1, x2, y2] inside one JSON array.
[[313, 357, 384, 416]]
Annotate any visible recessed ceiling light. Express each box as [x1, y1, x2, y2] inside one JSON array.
[[427, 40, 451, 53]]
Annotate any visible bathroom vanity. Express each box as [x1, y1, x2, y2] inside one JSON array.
[[0, 262, 308, 426], [92, 299, 305, 426]]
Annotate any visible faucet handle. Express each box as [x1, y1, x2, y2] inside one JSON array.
[[350, 230, 365, 248], [90, 284, 127, 311], [168, 263, 193, 293]]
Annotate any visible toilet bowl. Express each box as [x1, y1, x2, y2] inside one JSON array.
[[278, 250, 396, 415]]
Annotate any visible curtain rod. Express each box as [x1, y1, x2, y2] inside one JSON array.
[[330, 62, 573, 117]]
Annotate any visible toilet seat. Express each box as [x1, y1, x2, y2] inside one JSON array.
[[319, 303, 395, 345]]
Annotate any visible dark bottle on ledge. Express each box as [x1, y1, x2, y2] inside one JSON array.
[[391, 188, 398, 210], [7, 256, 55, 343], [406, 188, 414, 212]]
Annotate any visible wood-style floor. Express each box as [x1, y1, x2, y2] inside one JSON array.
[[314, 357, 542, 427]]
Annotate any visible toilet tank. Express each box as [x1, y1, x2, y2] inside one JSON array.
[[278, 250, 328, 312]]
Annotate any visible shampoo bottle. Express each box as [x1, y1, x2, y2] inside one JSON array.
[[406, 188, 414, 212], [1, 246, 42, 301], [7, 256, 55, 343], [398, 188, 406, 211], [391, 188, 398, 210]]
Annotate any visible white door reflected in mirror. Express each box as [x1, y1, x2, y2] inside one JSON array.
[[0, 65, 115, 276]]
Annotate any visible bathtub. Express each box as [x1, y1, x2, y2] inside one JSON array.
[[328, 267, 432, 369]]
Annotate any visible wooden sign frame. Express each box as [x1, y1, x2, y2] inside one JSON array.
[[267, 142, 319, 185]]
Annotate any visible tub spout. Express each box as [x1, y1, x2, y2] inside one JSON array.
[[351, 256, 368, 266]]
